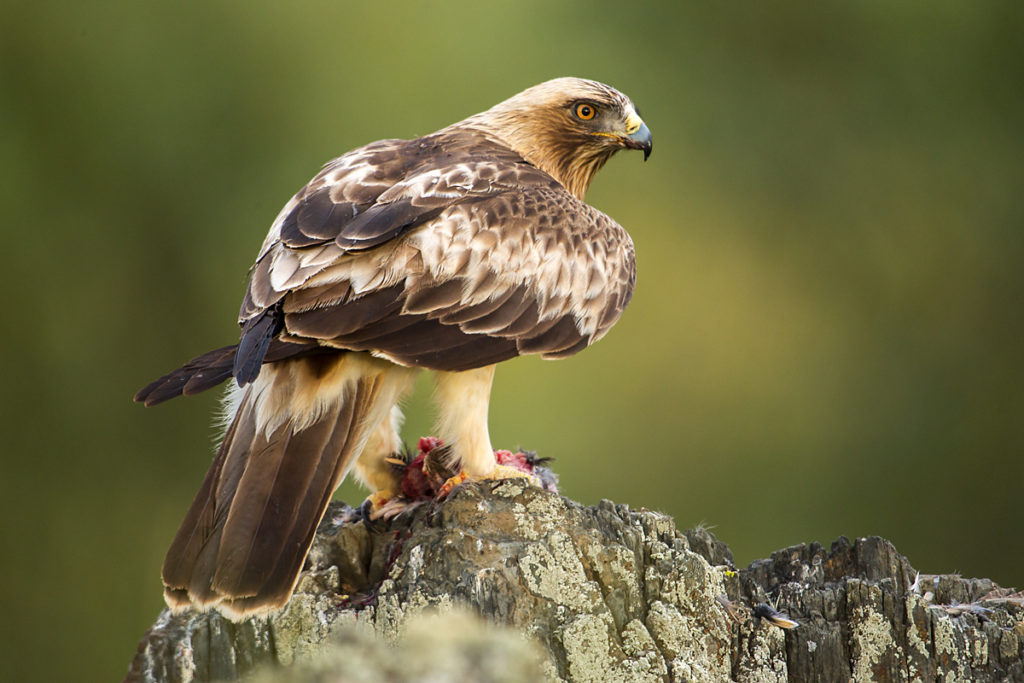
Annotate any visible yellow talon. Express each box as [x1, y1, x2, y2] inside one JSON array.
[[436, 464, 541, 499], [436, 471, 469, 499]]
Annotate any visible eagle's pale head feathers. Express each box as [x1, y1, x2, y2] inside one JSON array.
[[465, 77, 652, 199]]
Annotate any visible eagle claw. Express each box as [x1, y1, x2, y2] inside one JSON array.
[[435, 471, 470, 499], [359, 498, 387, 533], [436, 464, 543, 499]]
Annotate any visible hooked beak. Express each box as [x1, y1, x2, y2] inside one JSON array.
[[623, 110, 653, 161]]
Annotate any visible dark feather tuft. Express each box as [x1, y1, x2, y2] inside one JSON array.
[[234, 306, 284, 386]]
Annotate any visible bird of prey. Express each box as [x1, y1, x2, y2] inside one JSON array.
[[135, 77, 652, 619]]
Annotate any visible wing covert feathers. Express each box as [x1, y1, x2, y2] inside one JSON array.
[[138, 125, 636, 399], [239, 132, 636, 373], [133, 339, 321, 406]]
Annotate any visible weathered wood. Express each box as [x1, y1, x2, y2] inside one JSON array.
[[126, 481, 1024, 682]]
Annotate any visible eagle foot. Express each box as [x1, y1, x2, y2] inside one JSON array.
[[362, 437, 559, 515], [359, 490, 398, 532], [436, 464, 543, 499]]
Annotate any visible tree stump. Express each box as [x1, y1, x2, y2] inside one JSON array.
[[126, 480, 1024, 682]]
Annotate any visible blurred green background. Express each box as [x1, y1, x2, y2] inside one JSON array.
[[2, 1, 1022, 680]]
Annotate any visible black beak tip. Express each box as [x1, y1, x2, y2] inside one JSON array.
[[627, 122, 653, 161]]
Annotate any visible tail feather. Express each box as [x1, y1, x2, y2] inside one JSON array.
[[161, 354, 409, 617], [162, 396, 256, 607], [213, 399, 347, 597], [232, 377, 386, 608]]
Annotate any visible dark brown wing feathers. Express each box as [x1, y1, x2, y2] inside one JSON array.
[[134, 339, 322, 406], [234, 307, 284, 386], [136, 126, 634, 401], [133, 344, 238, 406], [258, 186, 630, 370], [283, 285, 406, 339]]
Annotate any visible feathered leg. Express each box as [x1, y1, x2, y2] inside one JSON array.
[[161, 351, 415, 620], [433, 365, 498, 476], [432, 365, 539, 494], [352, 404, 411, 493], [350, 402, 419, 520]]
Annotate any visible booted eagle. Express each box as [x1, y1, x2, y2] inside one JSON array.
[[136, 77, 652, 619]]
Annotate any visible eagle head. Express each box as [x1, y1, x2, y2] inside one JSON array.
[[475, 77, 652, 199]]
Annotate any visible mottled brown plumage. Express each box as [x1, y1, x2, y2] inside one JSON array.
[[137, 77, 651, 619]]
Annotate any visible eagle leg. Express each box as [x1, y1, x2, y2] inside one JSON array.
[[349, 401, 420, 528], [432, 365, 499, 476], [430, 365, 556, 497], [356, 359, 565, 516]]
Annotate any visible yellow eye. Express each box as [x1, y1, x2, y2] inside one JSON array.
[[574, 103, 596, 120]]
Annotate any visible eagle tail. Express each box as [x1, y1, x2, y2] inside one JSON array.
[[161, 353, 409, 619]]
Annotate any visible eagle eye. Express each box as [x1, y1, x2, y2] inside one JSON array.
[[573, 102, 597, 121]]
